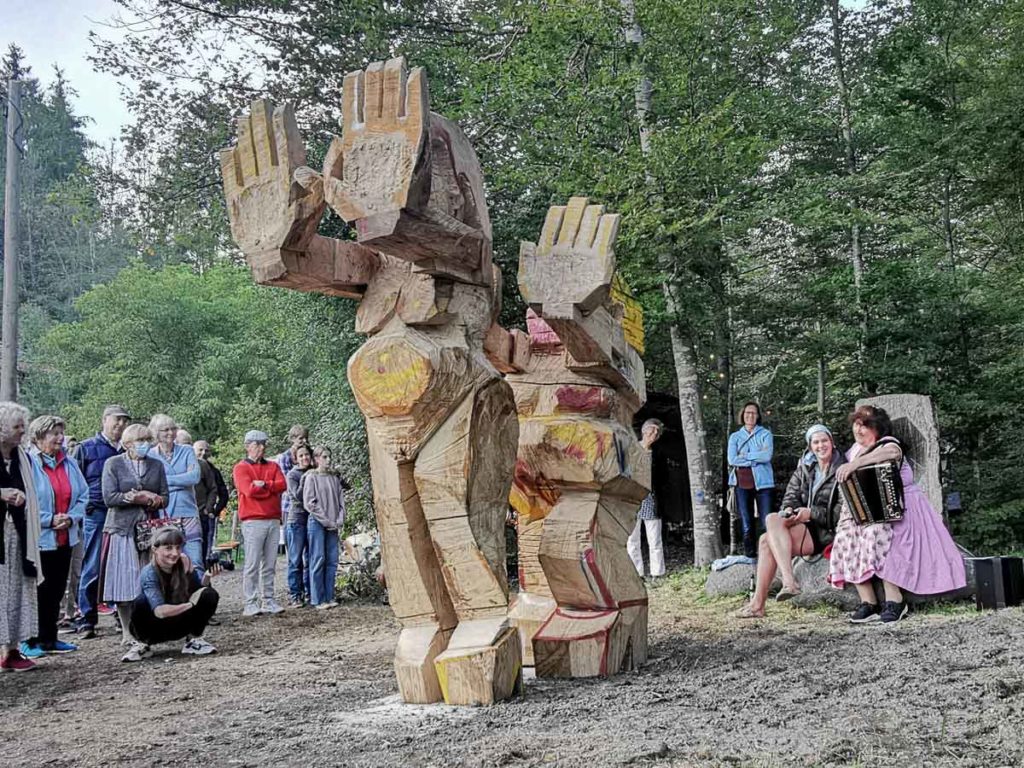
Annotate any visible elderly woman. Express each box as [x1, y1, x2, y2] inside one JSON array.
[[101, 423, 169, 660], [728, 402, 775, 558], [830, 405, 966, 623], [20, 415, 89, 658], [149, 414, 204, 577], [737, 424, 843, 618], [0, 402, 43, 672]]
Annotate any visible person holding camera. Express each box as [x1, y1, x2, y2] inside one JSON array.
[[737, 424, 841, 618]]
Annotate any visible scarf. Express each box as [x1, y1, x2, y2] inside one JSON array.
[[0, 447, 44, 582]]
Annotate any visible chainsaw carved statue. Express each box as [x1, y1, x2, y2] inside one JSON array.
[[219, 57, 521, 706], [506, 197, 651, 677]]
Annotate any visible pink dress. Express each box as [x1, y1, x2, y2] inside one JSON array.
[[829, 442, 966, 594]]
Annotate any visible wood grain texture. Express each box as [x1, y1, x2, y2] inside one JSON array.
[[507, 199, 650, 677], [221, 60, 518, 706]]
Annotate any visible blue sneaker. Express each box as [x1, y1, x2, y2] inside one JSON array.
[[18, 642, 46, 659], [44, 640, 78, 654]]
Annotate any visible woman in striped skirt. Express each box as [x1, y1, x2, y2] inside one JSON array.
[[100, 423, 168, 658]]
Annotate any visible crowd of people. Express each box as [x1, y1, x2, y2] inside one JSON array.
[[2, 393, 968, 674], [0, 402, 349, 672]]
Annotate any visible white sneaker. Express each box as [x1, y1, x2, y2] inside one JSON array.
[[263, 599, 285, 615], [315, 602, 334, 611], [242, 603, 262, 617], [182, 637, 217, 656], [121, 642, 152, 663]]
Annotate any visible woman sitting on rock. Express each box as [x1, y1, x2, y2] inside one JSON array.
[[126, 526, 218, 660], [829, 405, 965, 624], [737, 424, 842, 618]]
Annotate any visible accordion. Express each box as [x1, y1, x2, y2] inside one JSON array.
[[839, 461, 905, 526]]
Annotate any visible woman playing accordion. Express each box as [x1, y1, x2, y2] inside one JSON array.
[[829, 405, 965, 623]]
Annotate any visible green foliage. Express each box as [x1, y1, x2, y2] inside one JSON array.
[[10, 0, 1024, 550], [32, 263, 373, 527], [952, 500, 1024, 557]]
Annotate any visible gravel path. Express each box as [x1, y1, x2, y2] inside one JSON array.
[[2, 558, 1022, 767]]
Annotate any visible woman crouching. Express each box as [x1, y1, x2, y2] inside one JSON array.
[[737, 424, 842, 618], [126, 526, 218, 661]]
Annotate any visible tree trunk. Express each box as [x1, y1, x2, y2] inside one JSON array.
[[620, 0, 722, 564], [828, 0, 868, 390]]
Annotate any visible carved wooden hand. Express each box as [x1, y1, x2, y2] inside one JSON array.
[[518, 197, 620, 317], [220, 100, 324, 259], [323, 57, 431, 225]]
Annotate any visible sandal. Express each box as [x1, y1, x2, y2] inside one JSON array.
[[734, 605, 765, 619], [776, 585, 801, 602]]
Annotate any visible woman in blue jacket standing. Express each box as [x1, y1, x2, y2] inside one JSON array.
[[23, 415, 88, 657], [149, 415, 204, 577], [728, 402, 775, 559]]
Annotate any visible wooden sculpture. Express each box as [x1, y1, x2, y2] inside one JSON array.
[[219, 57, 521, 706], [506, 197, 651, 677]]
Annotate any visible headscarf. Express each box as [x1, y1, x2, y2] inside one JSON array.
[[801, 424, 834, 465]]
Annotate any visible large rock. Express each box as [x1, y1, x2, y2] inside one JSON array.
[[788, 556, 861, 611], [704, 563, 755, 597], [857, 393, 942, 515]]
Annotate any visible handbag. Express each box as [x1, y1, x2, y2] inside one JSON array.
[[134, 515, 186, 552]]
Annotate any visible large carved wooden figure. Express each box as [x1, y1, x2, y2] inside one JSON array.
[[508, 197, 651, 677], [220, 58, 521, 706]]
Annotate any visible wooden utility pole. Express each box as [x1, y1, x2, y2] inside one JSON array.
[[1, 79, 23, 401]]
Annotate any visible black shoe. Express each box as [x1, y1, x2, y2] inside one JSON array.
[[849, 602, 881, 623], [879, 600, 908, 623], [72, 621, 96, 639]]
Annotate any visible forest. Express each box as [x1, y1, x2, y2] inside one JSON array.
[[2, 0, 1023, 561]]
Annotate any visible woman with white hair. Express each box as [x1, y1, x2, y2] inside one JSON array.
[[101, 423, 169, 660], [0, 402, 43, 672], [148, 414, 204, 577], [21, 415, 88, 658]]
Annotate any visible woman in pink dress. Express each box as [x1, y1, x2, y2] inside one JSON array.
[[829, 404, 965, 623]]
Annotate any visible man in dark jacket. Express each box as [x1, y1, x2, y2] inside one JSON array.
[[71, 404, 129, 636], [194, 440, 229, 562]]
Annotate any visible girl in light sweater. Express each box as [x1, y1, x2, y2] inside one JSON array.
[[302, 447, 350, 609]]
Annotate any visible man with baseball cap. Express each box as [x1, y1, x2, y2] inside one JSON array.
[[71, 404, 130, 636], [233, 430, 287, 616]]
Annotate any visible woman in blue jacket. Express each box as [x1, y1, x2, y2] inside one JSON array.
[[149, 415, 204, 577], [727, 402, 775, 558], [24, 415, 88, 657]]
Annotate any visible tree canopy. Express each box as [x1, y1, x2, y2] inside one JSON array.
[[3, 0, 1024, 553]]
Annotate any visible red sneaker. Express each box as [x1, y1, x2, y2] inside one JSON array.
[[1, 650, 38, 673], [97, 603, 116, 616]]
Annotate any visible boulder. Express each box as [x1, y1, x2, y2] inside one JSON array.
[[704, 563, 755, 597]]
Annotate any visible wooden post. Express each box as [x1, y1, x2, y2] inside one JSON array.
[[1, 79, 23, 401]]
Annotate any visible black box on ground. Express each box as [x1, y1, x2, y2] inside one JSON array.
[[973, 556, 1024, 610]]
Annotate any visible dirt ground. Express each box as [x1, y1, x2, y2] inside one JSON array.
[[2, 557, 1023, 768]]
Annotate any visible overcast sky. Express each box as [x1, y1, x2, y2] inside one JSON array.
[[3, 0, 130, 146]]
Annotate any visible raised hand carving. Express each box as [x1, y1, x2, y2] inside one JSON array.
[[518, 197, 644, 404], [324, 58, 430, 225], [220, 100, 380, 296], [518, 196, 620, 315], [219, 101, 324, 264]]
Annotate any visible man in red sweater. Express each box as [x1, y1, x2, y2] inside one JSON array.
[[233, 430, 287, 616]]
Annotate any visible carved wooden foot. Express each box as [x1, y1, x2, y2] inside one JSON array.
[[532, 604, 648, 678], [394, 623, 453, 704], [507, 591, 556, 667], [433, 617, 522, 706]]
